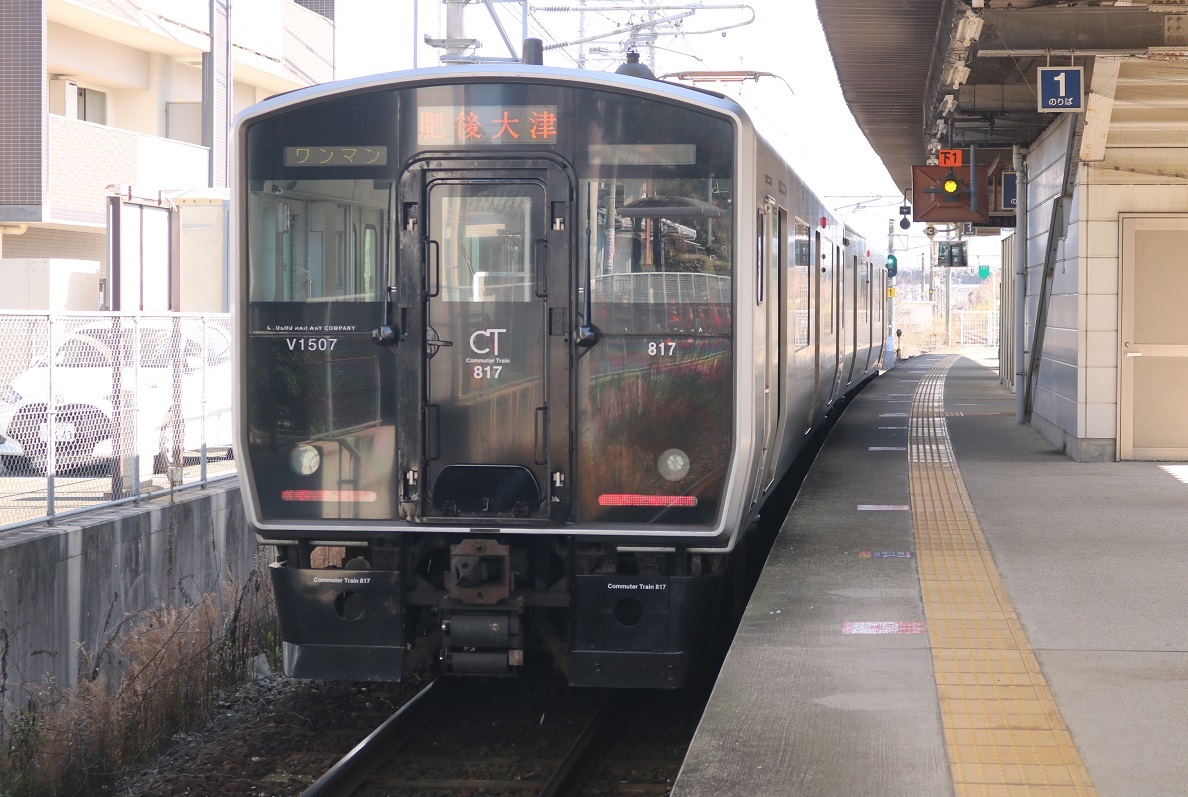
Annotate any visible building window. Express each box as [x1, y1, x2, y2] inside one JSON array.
[[77, 88, 107, 125]]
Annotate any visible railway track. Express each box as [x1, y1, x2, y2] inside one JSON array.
[[299, 674, 704, 797]]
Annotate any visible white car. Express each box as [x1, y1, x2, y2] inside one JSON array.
[[0, 320, 233, 476]]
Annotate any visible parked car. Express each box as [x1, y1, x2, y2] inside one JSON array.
[[0, 320, 233, 476]]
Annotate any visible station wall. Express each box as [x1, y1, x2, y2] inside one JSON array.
[[1024, 114, 1094, 458], [1026, 102, 1188, 462]]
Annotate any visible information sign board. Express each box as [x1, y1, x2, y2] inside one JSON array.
[[1038, 67, 1084, 113], [999, 171, 1018, 213], [937, 241, 968, 268]]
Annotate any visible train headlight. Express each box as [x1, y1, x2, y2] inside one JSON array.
[[657, 448, 690, 481], [289, 444, 321, 476]]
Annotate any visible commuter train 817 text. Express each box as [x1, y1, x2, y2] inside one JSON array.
[[233, 53, 887, 688]]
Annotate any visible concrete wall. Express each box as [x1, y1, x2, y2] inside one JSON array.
[[0, 482, 251, 711]]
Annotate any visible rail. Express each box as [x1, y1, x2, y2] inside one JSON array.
[[301, 678, 441, 797], [296, 679, 658, 797], [0, 311, 236, 531]]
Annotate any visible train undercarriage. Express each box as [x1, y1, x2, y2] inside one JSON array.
[[268, 535, 732, 688]]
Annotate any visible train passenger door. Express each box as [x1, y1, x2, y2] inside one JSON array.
[[404, 161, 571, 520], [808, 230, 830, 425], [828, 243, 844, 403], [846, 253, 865, 385], [758, 201, 782, 493]]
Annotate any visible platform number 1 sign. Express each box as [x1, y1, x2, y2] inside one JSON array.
[[1038, 66, 1084, 113]]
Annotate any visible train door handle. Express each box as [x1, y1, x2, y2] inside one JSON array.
[[425, 403, 440, 461], [534, 406, 548, 466], [534, 239, 548, 297], [426, 239, 441, 298], [1125, 352, 1142, 357], [425, 325, 452, 359]]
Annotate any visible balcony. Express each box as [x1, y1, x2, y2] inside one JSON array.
[[48, 0, 333, 94], [47, 115, 209, 227]]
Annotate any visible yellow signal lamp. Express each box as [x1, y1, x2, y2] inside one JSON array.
[[941, 169, 961, 199]]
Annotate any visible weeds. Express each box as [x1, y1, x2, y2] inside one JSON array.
[[0, 556, 277, 797]]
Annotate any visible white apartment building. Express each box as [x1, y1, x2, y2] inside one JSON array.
[[0, 0, 336, 311]]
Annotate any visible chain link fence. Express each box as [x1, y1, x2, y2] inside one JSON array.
[[0, 312, 235, 530]]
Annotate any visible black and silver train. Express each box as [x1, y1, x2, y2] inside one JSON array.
[[233, 59, 886, 688]]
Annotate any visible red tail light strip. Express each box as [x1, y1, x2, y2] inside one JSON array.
[[281, 489, 378, 502], [598, 494, 698, 507]]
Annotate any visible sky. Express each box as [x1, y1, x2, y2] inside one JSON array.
[[333, 0, 969, 263]]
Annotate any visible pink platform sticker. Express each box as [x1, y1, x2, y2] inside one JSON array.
[[842, 621, 926, 635]]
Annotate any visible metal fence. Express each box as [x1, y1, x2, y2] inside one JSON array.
[[956, 310, 1001, 347], [0, 312, 236, 530]]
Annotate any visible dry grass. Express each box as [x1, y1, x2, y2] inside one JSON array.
[[0, 556, 278, 797]]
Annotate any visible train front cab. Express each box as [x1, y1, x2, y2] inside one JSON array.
[[236, 71, 745, 687]]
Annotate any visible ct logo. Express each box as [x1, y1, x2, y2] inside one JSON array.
[[469, 328, 507, 355]]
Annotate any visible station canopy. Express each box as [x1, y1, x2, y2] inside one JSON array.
[[816, 0, 1188, 195]]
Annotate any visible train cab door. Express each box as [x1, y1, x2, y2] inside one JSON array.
[[402, 160, 572, 522]]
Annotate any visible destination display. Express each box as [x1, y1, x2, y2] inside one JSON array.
[[417, 105, 559, 145]]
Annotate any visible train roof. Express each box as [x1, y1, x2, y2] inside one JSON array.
[[231, 64, 884, 249], [235, 63, 750, 130]]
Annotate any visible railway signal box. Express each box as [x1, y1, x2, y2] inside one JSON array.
[[911, 164, 991, 223]]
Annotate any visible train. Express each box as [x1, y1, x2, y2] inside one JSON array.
[[232, 55, 887, 689]]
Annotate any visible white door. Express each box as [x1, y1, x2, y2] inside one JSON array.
[[1119, 215, 1188, 460]]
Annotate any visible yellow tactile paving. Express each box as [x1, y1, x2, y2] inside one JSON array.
[[909, 356, 1097, 797]]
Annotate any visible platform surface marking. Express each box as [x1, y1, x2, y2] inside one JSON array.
[[911, 356, 1097, 797]]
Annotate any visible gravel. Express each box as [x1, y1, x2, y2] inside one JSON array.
[[112, 671, 431, 797]]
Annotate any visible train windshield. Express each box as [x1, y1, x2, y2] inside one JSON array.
[[243, 175, 395, 519], [574, 92, 734, 525]]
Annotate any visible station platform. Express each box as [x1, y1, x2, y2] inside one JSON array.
[[672, 350, 1188, 797]]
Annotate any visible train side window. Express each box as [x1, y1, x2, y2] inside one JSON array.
[[756, 210, 765, 305], [874, 266, 883, 327], [858, 257, 870, 325], [580, 177, 732, 335], [820, 237, 834, 336], [791, 219, 810, 350], [363, 225, 378, 296]]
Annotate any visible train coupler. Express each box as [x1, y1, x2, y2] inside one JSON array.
[[440, 606, 524, 676], [445, 538, 511, 604]]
